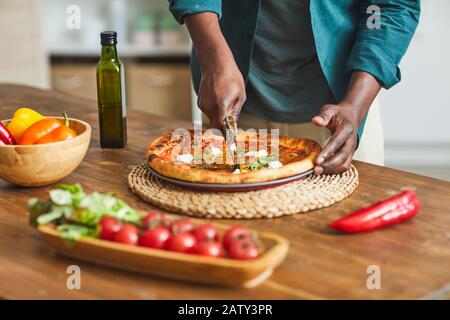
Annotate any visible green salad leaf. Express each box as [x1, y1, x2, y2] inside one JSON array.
[[29, 184, 142, 243], [49, 189, 72, 206], [36, 206, 73, 225], [77, 192, 141, 226], [57, 224, 98, 244], [56, 183, 86, 207], [57, 183, 84, 195], [37, 210, 64, 225], [28, 198, 52, 227]]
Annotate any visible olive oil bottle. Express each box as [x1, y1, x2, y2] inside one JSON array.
[[96, 31, 127, 148]]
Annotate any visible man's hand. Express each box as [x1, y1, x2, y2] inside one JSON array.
[[312, 102, 359, 174], [312, 71, 382, 174], [197, 58, 246, 130], [185, 13, 246, 129]]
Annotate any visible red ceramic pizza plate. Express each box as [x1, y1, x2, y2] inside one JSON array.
[[147, 165, 313, 192]]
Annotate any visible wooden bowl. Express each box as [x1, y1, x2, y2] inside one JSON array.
[[0, 118, 91, 187]]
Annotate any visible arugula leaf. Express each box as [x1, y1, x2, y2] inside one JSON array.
[[244, 153, 280, 171], [267, 153, 281, 161]]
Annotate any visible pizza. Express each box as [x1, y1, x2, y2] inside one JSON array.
[[147, 129, 321, 184]]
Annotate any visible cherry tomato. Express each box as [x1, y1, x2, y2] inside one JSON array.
[[139, 227, 171, 250], [171, 219, 195, 234], [223, 226, 252, 251], [194, 224, 219, 242], [99, 216, 121, 241], [196, 241, 224, 258], [228, 239, 259, 260], [141, 211, 165, 229], [114, 224, 139, 246], [168, 232, 197, 253]]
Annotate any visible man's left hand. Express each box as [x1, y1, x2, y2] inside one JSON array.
[[312, 102, 359, 175]]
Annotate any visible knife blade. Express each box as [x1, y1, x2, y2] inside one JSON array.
[[223, 115, 239, 171]]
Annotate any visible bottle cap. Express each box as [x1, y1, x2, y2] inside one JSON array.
[[100, 31, 117, 45]]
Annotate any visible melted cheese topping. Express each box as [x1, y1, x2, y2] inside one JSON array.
[[268, 161, 283, 169], [209, 146, 222, 156], [175, 153, 193, 164]]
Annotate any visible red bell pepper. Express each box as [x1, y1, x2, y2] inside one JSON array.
[[330, 190, 420, 233], [0, 121, 15, 145]]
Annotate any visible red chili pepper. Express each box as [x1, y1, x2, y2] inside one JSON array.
[[330, 190, 420, 233], [0, 121, 16, 145]]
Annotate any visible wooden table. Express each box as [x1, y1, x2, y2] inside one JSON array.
[[1, 84, 449, 300]]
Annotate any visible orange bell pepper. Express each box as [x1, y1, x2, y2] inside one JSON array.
[[18, 113, 77, 145]]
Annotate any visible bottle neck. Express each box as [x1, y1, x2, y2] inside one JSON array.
[[100, 44, 118, 60]]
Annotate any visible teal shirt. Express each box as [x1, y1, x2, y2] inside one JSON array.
[[245, 0, 335, 123], [169, 0, 420, 139]]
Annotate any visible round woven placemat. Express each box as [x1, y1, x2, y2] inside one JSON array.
[[128, 162, 359, 219]]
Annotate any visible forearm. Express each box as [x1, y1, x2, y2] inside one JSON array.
[[184, 13, 245, 128], [347, 1, 420, 89], [342, 71, 382, 126], [184, 13, 235, 73]]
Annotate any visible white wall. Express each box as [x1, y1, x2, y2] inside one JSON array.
[[380, 0, 450, 179], [0, 0, 49, 88]]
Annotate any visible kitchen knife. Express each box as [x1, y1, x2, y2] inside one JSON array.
[[223, 115, 239, 170]]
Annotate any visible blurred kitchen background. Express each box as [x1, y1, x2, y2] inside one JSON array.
[[0, 0, 449, 181]]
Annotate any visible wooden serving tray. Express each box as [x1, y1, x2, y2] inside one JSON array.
[[37, 222, 289, 288]]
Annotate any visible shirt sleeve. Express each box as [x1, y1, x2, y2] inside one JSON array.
[[168, 0, 222, 24], [346, 0, 420, 89]]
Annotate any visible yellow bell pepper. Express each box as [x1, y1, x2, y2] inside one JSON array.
[[7, 108, 45, 141]]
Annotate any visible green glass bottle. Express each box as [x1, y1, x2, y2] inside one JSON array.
[[96, 31, 127, 148]]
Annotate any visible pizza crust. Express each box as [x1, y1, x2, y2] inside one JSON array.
[[147, 130, 321, 184]]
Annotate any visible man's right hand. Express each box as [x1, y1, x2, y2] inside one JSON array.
[[185, 13, 246, 129], [198, 58, 246, 129]]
